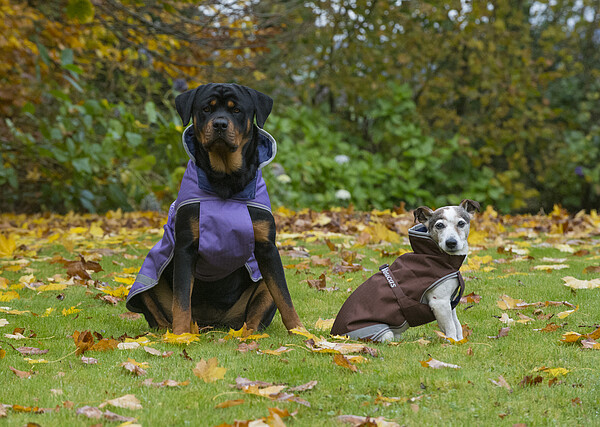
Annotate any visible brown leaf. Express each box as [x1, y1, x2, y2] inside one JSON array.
[[215, 399, 245, 409], [73, 330, 94, 355], [119, 312, 142, 321], [582, 265, 600, 274], [141, 378, 190, 388], [236, 341, 259, 353], [99, 295, 120, 305], [102, 410, 136, 422], [90, 338, 119, 352], [9, 366, 32, 378], [539, 323, 561, 333], [519, 375, 543, 387], [333, 354, 358, 372], [488, 327, 510, 339], [460, 292, 481, 304], [307, 273, 327, 290]]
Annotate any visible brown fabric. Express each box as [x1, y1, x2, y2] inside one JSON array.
[[331, 225, 466, 337]]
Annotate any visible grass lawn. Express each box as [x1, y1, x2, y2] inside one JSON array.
[[1, 206, 599, 426]]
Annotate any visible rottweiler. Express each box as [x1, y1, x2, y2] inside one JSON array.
[[125, 83, 303, 334]]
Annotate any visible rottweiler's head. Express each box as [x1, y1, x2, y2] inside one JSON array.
[[175, 83, 273, 175]]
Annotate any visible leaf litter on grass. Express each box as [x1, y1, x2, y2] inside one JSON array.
[[1, 206, 600, 425]]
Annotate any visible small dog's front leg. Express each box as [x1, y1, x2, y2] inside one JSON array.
[[172, 204, 199, 334], [452, 307, 463, 340], [429, 298, 458, 341]]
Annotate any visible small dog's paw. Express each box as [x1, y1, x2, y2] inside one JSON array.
[[379, 331, 395, 342]]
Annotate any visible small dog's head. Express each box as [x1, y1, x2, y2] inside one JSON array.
[[413, 199, 480, 255], [175, 83, 273, 174]]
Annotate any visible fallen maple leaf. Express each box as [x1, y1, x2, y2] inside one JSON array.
[[419, 357, 461, 369], [0, 291, 20, 302], [535, 366, 570, 377], [193, 357, 226, 383], [0, 234, 17, 257], [460, 292, 481, 304]]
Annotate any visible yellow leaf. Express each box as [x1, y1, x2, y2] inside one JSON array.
[[556, 306, 579, 319], [560, 331, 583, 343], [89, 224, 104, 238], [259, 346, 293, 356], [539, 367, 570, 377], [290, 326, 317, 340], [0, 277, 9, 289], [0, 291, 20, 302], [162, 331, 200, 345], [36, 284, 67, 292], [113, 276, 135, 286], [193, 357, 226, 383], [496, 295, 524, 310], [62, 306, 82, 316], [314, 318, 335, 330], [0, 234, 17, 258], [100, 285, 130, 298], [24, 358, 49, 364], [41, 307, 55, 317]]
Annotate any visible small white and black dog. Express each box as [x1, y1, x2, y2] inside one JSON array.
[[331, 199, 480, 342]]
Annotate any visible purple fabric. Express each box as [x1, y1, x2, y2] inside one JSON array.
[[126, 127, 275, 311]]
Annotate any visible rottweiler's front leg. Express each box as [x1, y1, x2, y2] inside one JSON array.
[[172, 203, 200, 334], [249, 206, 303, 331]]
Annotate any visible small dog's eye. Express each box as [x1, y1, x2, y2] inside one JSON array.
[[233, 108, 240, 113], [435, 222, 445, 230], [458, 221, 466, 228], [203, 106, 211, 113]]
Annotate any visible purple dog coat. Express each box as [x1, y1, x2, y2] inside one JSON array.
[[126, 125, 276, 312], [330, 224, 466, 340]]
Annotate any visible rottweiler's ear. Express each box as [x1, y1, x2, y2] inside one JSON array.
[[175, 87, 198, 126], [460, 199, 481, 217], [414, 206, 434, 225], [175, 84, 215, 126], [245, 88, 273, 128]]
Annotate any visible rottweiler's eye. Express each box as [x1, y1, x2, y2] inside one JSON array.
[[233, 108, 241, 113], [458, 221, 467, 228], [203, 106, 211, 113], [435, 222, 445, 230]]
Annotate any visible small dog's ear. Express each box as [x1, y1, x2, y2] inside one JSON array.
[[243, 87, 273, 128], [414, 206, 434, 225], [460, 199, 481, 217]]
